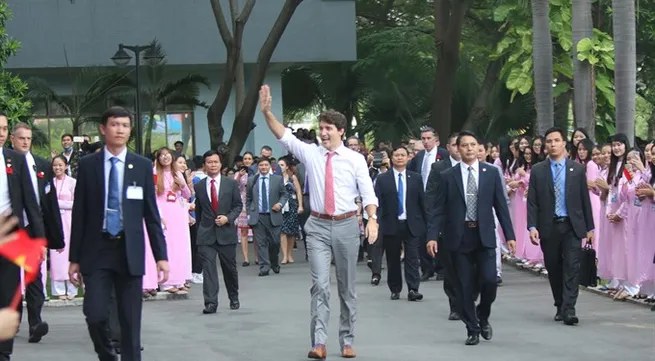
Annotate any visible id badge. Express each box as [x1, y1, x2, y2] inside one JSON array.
[[166, 191, 177, 202], [611, 193, 617, 203], [634, 198, 642, 207]]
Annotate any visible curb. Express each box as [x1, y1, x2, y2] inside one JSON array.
[[503, 258, 652, 309], [34, 291, 190, 308]]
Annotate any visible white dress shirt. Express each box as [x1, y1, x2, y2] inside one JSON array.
[[205, 174, 221, 203], [0, 151, 11, 214], [460, 160, 480, 190], [25, 152, 40, 204], [392, 168, 407, 220], [103, 147, 127, 229], [279, 129, 377, 214], [449, 156, 459, 168], [422, 147, 437, 189]]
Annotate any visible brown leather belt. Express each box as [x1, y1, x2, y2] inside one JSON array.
[[310, 211, 357, 221], [465, 221, 478, 228]]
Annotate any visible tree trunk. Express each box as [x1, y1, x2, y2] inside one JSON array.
[[612, 0, 636, 142], [429, 0, 470, 138], [225, 0, 304, 165], [144, 111, 156, 155], [572, 0, 595, 140], [230, 0, 246, 113], [207, 0, 256, 149], [532, 0, 554, 135], [554, 86, 572, 130], [461, 59, 501, 131]]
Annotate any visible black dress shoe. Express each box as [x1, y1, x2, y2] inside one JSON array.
[[0, 354, 10, 361], [480, 322, 493, 340], [563, 315, 579, 325], [28, 322, 49, 343], [258, 271, 269, 277], [272, 266, 281, 274], [496, 277, 503, 286], [242, 261, 250, 267], [465, 334, 480, 345], [448, 312, 461, 321], [390, 292, 400, 300], [202, 305, 217, 314], [436, 273, 445, 281], [371, 275, 380, 286], [408, 290, 423, 301], [230, 300, 240, 310], [553, 312, 563, 322], [420, 273, 434, 282]]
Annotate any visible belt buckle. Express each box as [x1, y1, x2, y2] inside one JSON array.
[[466, 221, 476, 228]]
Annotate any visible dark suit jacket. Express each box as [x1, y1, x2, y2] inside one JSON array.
[[69, 150, 167, 276], [33, 154, 65, 249], [425, 157, 453, 241], [433, 162, 515, 252], [407, 147, 450, 177], [374, 169, 426, 238], [2, 148, 45, 237], [246, 173, 288, 227], [194, 176, 242, 246], [527, 159, 594, 240]]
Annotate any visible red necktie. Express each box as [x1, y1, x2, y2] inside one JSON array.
[[324, 152, 335, 215], [210, 179, 218, 213]]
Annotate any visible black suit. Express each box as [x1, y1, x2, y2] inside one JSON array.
[[0, 149, 45, 359], [18, 154, 65, 340], [433, 162, 514, 336], [408, 147, 449, 277], [70, 150, 167, 361], [374, 169, 425, 293], [425, 157, 459, 312], [527, 159, 594, 318]]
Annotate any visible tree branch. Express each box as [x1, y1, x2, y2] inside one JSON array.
[[210, 0, 234, 47]]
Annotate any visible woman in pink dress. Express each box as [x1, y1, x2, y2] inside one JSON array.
[[142, 168, 161, 297], [634, 145, 655, 299], [154, 147, 193, 293], [49, 155, 78, 300], [595, 144, 613, 282], [576, 139, 601, 253], [236, 152, 255, 266], [506, 139, 527, 260]]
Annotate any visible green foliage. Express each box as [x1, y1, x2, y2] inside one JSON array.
[[0, 2, 32, 124]]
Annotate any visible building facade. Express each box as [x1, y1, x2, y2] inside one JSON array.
[[6, 0, 356, 157]]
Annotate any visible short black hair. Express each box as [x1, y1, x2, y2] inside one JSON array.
[[257, 156, 271, 165], [391, 145, 409, 155], [101, 106, 133, 126], [544, 126, 567, 141], [202, 150, 223, 164], [447, 132, 459, 144], [192, 155, 204, 169], [456, 130, 479, 146], [61, 133, 73, 141], [174, 141, 183, 146], [260, 145, 273, 152], [52, 154, 68, 165]]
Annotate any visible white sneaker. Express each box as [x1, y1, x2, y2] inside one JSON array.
[[192, 273, 204, 284]]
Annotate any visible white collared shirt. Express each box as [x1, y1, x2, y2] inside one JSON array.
[[205, 174, 221, 204], [25, 152, 39, 204], [0, 151, 10, 214], [421, 147, 437, 188], [460, 160, 480, 192], [392, 168, 407, 220], [279, 129, 377, 214], [103, 146, 127, 229], [449, 156, 459, 168]]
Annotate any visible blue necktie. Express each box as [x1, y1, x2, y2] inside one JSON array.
[[398, 173, 404, 216], [261, 176, 269, 211], [106, 157, 121, 236], [554, 163, 564, 216]]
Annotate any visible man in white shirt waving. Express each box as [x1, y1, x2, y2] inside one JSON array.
[[259, 85, 378, 359]]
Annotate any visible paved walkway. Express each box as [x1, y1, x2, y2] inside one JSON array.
[[13, 255, 654, 361]]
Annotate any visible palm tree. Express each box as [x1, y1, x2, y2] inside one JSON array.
[[114, 40, 210, 155], [573, 0, 595, 140], [26, 68, 131, 134], [531, 0, 554, 135], [612, 0, 636, 141]]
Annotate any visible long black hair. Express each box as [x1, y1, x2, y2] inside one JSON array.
[[607, 133, 630, 187], [577, 138, 595, 165], [570, 127, 591, 161]]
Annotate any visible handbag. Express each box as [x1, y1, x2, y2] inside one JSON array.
[[579, 241, 598, 287]]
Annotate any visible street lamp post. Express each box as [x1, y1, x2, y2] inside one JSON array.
[[111, 44, 162, 155]]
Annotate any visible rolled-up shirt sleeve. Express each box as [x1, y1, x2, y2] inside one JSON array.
[[278, 128, 314, 165], [354, 154, 378, 208]]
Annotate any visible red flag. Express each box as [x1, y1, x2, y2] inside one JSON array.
[[623, 168, 632, 183], [0, 229, 47, 309]]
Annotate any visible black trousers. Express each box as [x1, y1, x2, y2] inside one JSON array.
[[18, 267, 45, 328], [382, 221, 420, 293], [198, 243, 239, 307], [541, 219, 581, 317], [0, 258, 20, 357], [420, 235, 438, 276], [451, 228, 497, 336], [437, 238, 458, 313], [189, 224, 203, 274], [108, 289, 121, 343]]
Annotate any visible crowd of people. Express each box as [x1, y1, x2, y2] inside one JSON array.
[[0, 89, 652, 359]]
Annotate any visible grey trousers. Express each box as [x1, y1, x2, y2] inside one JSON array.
[[252, 214, 282, 273], [305, 215, 360, 348]]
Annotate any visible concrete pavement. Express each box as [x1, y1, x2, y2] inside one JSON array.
[[13, 256, 654, 361]]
